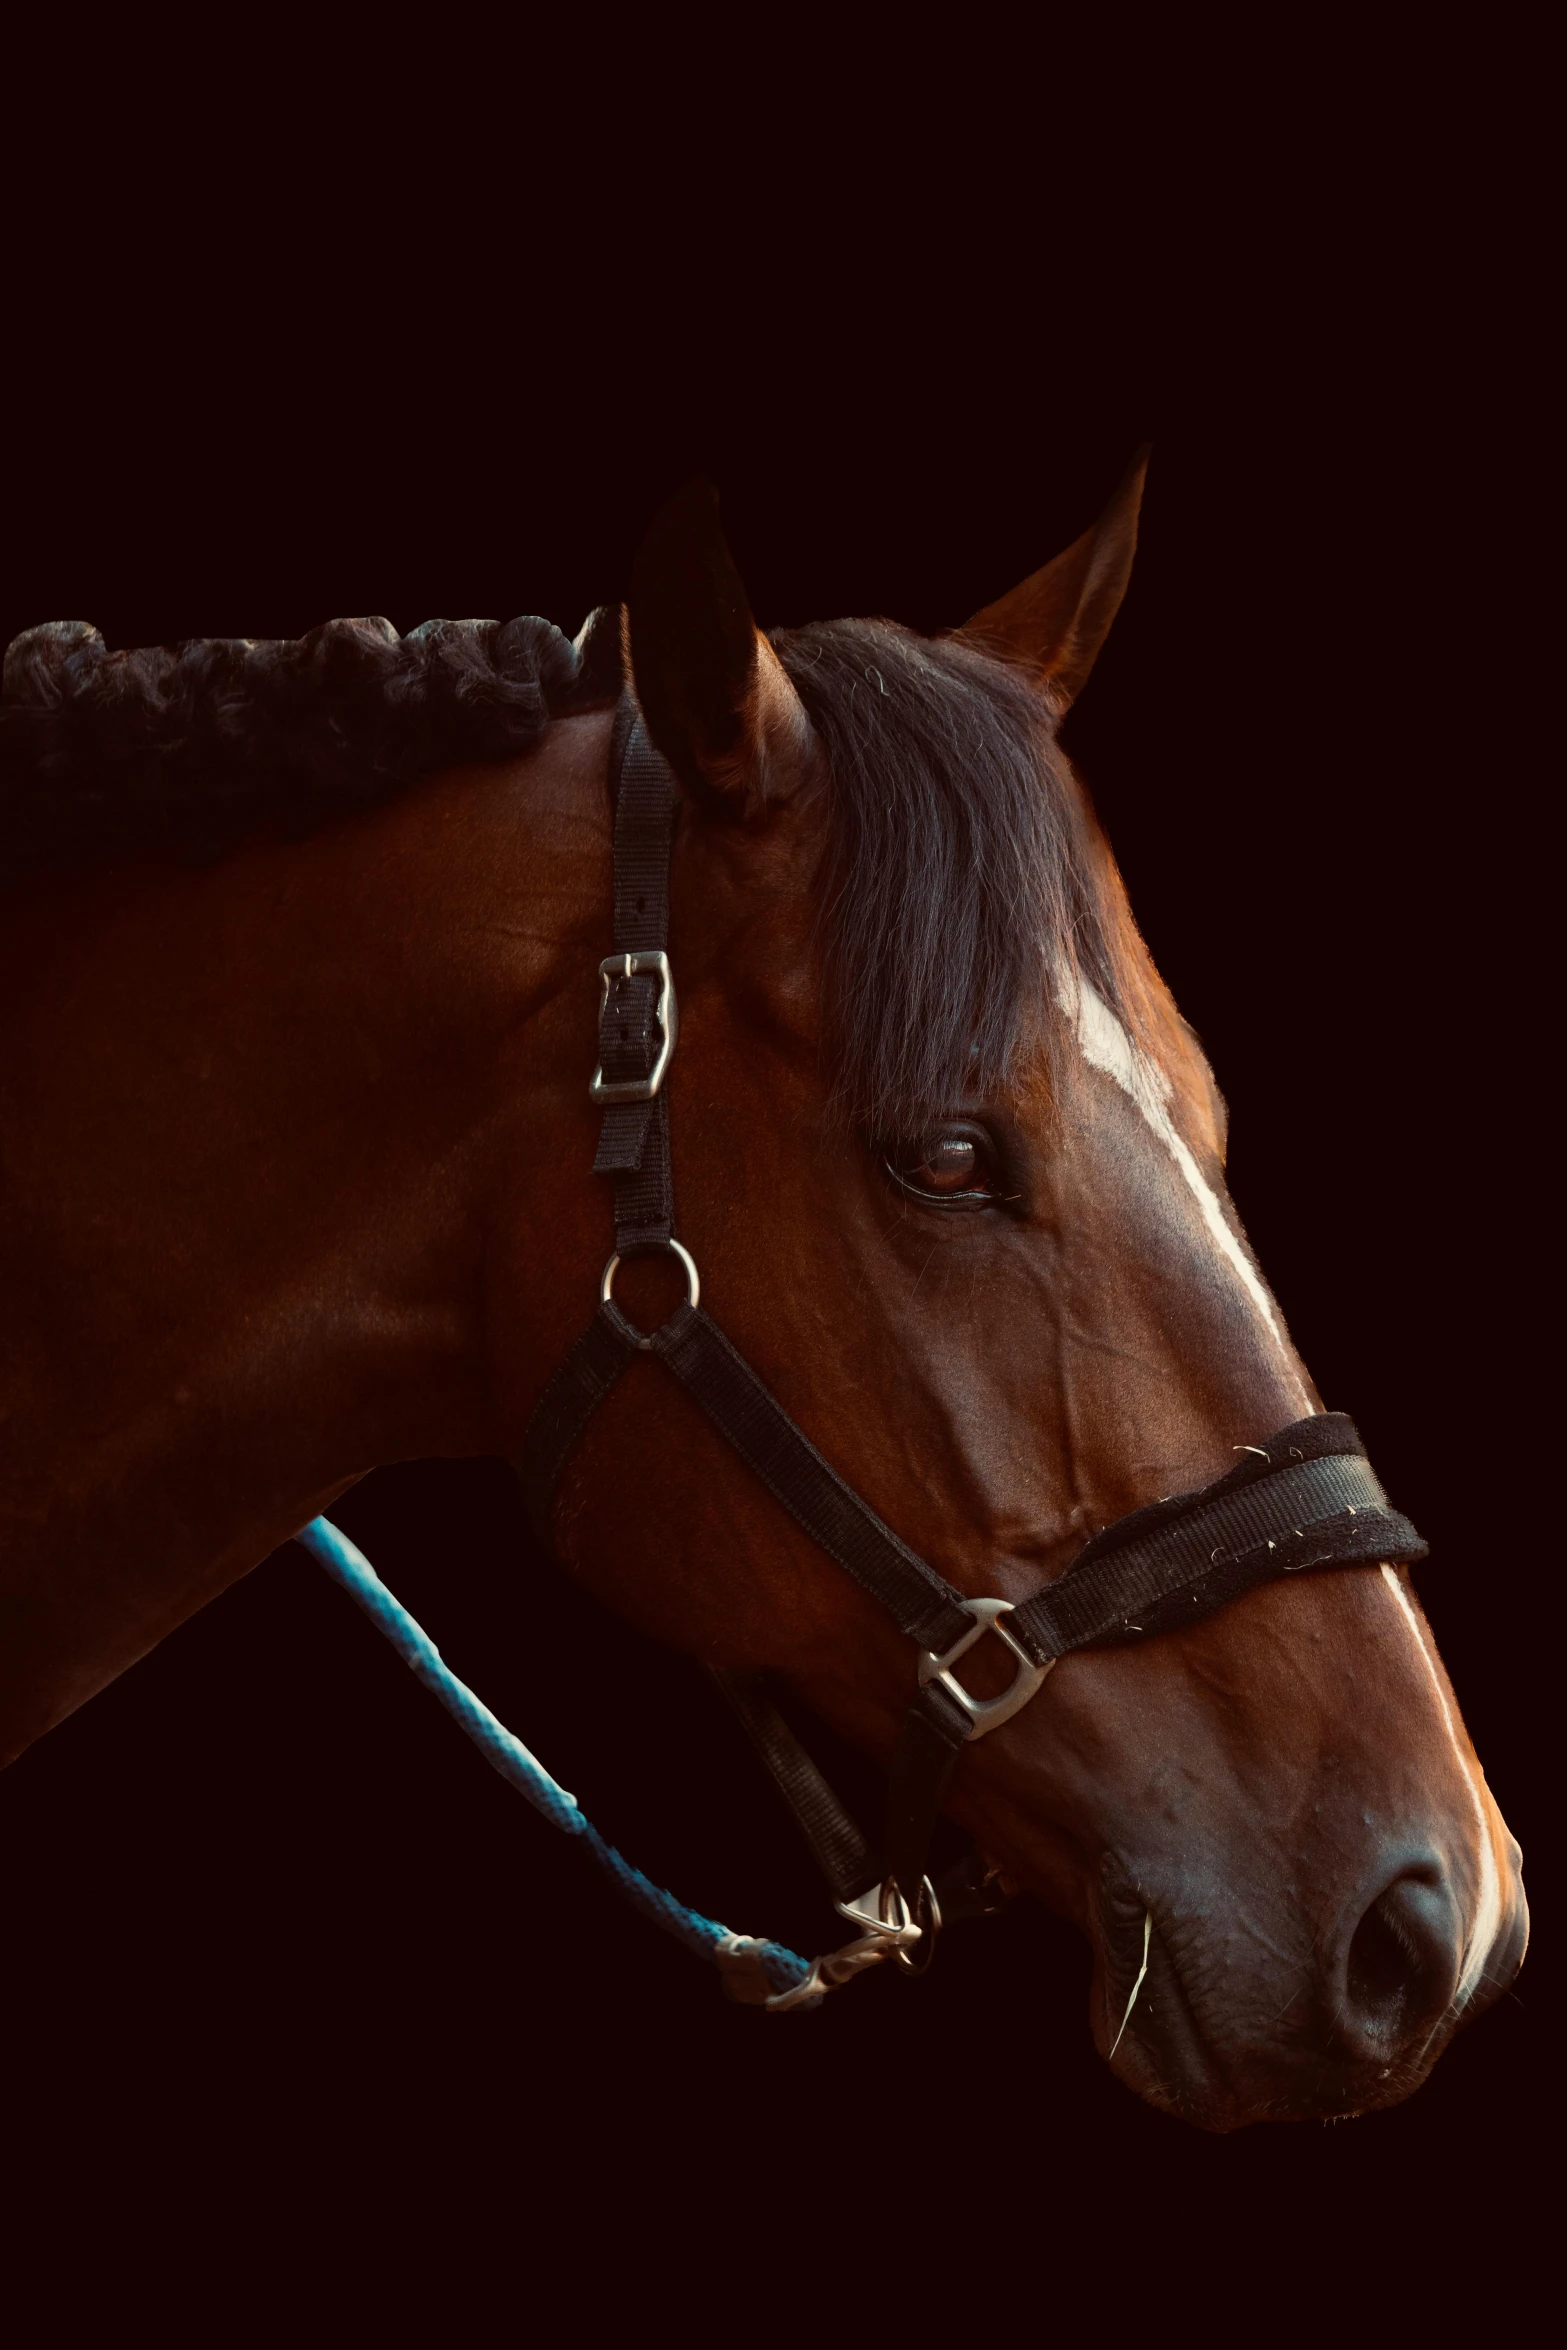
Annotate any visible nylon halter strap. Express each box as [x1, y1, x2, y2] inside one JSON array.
[[514, 714, 1427, 1975]]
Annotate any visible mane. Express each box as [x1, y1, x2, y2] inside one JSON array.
[[772, 619, 1149, 1133], [0, 608, 624, 875], [0, 602, 1149, 1133]]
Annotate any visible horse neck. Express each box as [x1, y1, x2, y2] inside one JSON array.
[[0, 712, 614, 1755]]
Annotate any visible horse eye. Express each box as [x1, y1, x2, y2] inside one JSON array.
[[886, 1128, 998, 1204]]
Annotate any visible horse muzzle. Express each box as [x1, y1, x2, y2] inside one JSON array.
[[1094, 1837, 1528, 2132]]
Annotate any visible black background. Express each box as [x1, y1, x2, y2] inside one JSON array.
[[0, 61, 1548, 2325]]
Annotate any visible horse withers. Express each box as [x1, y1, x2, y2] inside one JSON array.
[[0, 459, 1526, 2128]]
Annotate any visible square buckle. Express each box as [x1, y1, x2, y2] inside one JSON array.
[[589, 951, 678, 1105], [917, 1597, 1053, 1740]]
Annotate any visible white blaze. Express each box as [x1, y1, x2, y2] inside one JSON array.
[[1067, 976, 1306, 1405], [1066, 978, 1504, 2003]]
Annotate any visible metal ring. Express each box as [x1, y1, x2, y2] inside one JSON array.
[[600, 1240, 701, 1314], [891, 1877, 942, 1977]]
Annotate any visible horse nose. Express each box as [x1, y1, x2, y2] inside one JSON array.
[[1339, 1857, 1464, 2051]]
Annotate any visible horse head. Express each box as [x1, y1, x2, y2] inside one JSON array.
[[507, 469, 1525, 2130]]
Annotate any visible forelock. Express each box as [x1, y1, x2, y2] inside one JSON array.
[[772, 618, 1145, 1131]]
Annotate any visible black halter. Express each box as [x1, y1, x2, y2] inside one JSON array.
[[514, 715, 1426, 1968]]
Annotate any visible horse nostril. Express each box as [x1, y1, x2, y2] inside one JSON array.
[[1347, 1895, 1418, 2015], [1345, 1866, 1461, 2037]]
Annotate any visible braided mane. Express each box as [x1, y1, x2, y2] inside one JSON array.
[[0, 608, 624, 874]]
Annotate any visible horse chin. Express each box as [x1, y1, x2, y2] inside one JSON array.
[[1091, 1902, 1253, 2133]]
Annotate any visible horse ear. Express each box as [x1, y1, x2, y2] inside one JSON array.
[[628, 477, 813, 820], [959, 447, 1150, 708]]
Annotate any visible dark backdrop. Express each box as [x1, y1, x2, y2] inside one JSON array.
[[0, 192, 1545, 2308]]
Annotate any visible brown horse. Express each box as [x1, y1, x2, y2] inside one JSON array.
[[0, 461, 1525, 2130]]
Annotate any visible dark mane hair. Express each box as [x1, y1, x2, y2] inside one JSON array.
[[773, 619, 1145, 1132], [0, 602, 1146, 1131], [0, 609, 623, 874]]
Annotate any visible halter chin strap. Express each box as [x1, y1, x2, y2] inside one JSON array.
[[513, 713, 1426, 1990]]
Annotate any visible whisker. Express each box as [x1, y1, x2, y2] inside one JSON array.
[[1109, 1911, 1153, 2060]]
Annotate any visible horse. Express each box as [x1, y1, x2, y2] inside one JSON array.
[[0, 457, 1526, 2131]]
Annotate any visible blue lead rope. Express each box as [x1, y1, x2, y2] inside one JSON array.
[[294, 1517, 814, 2002]]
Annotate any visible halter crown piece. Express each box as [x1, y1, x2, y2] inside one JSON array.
[[300, 712, 1427, 2012]]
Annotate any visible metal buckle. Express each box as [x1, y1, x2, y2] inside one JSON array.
[[918, 1597, 1053, 1740], [589, 951, 678, 1104]]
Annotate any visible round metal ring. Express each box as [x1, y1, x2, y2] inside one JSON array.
[[891, 1876, 942, 1977], [600, 1239, 700, 1314]]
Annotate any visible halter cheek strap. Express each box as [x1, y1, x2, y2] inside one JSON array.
[[512, 713, 1427, 1986]]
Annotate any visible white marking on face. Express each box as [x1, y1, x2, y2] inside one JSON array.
[[1066, 976, 1308, 1407], [1378, 1563, 1502, 2003], [1064, 982, 1504, 2001]]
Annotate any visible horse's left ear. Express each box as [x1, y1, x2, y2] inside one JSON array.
[[628, 477, 814, 821], [959, 446, 1150, 709]]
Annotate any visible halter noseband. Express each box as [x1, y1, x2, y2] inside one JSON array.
[[511, 714, 1426, 2005]]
